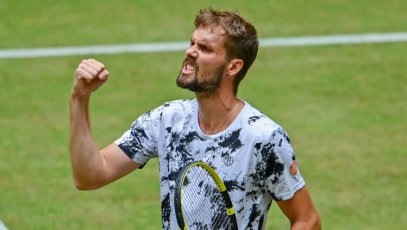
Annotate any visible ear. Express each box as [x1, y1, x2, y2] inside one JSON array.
[[226, 59, 244, 77]]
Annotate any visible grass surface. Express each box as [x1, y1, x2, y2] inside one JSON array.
[[0, 1, 406, 229]]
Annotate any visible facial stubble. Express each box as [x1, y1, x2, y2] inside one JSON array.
[[176, 61, 226, 93]]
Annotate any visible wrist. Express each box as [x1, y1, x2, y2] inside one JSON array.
[[70, 92, 91, 103]]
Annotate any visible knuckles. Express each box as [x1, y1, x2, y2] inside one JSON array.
[[75, 59, 108, 81]]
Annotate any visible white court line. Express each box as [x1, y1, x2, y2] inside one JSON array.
[[0, 220, 8, 230], [1, 32, 407, 59]]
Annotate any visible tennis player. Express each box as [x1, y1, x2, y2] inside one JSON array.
[[70, 8, 321, 229]]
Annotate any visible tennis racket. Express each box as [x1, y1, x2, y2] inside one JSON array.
[[174, 161, 238, 230]]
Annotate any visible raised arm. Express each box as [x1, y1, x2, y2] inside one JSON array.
[[70, 59, 139, 190]]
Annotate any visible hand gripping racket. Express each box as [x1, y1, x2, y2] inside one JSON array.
[[174, 161, 238, 230]]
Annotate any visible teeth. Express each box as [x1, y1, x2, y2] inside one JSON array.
[[186, 64, 194, 71], [184, 62, 194, 72]]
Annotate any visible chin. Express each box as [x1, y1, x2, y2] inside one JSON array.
[[176, 74, 192, 87], [176, 77, 203, 92]]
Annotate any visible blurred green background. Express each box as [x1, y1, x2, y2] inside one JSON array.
[[0, 0, 406, 229]]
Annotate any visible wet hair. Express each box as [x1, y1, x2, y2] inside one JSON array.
[[194, 8, 259, 94]]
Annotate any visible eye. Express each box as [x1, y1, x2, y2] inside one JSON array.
[[199, 44, 209, 51], [198, 43, 212, 52], [189, 39, 211, 52]]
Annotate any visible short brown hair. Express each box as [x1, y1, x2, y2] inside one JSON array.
[[195, 8, 259, 94]]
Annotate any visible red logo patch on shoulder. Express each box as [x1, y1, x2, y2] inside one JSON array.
[[290, 160, 298, 176]]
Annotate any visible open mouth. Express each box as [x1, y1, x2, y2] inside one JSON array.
[[182, 59, 196, 75]]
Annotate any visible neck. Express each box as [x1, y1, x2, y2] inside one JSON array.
[[197, 94, 242, 135]]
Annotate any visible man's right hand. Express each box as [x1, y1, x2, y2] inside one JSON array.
[[69, 58, 139, 190], [72, 59, 110, 97]]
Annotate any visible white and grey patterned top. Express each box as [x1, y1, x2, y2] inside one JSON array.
[[115, 99, 305, 230]]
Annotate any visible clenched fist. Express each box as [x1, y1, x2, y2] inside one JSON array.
[[72, 59, 110, 97], [76, 59, 109, 82]]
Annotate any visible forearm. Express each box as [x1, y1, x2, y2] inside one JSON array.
[[277, 187, 321, 230], [69, 94, 107, 189], [290, 213, 321, 230]]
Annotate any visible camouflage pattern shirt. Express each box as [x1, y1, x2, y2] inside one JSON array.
[[115, 99, 305, 229]]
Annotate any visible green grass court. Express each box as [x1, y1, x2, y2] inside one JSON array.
[[0, 1, 406, 229]]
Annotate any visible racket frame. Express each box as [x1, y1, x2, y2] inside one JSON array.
[[174, 161, 238, 230]]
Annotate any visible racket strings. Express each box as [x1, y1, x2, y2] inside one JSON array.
[[181, 166, 234, 230], [182, 167, 215, 228]]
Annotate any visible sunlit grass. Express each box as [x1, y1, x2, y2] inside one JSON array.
[[0, 1, 406, 229]]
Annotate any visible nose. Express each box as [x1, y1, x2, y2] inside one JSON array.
[[185, 44, 198, 58]]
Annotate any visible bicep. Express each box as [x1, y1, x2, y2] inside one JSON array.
[[99, 143, 141, 185]]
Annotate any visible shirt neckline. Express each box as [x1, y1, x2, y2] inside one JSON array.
[[193, 99, 248, 139]]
